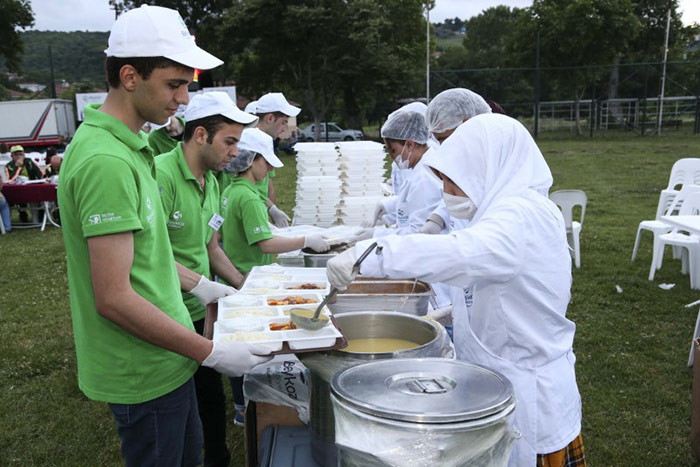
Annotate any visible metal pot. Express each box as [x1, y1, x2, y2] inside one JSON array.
[[298, 312, 450, 466], [331, 358, 517, 467], [327, 279, 434, 316]]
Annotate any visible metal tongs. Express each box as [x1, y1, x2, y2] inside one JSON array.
[[290, 242, 378, 331]]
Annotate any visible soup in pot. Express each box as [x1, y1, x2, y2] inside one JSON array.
[[341, 338, 419, 353]]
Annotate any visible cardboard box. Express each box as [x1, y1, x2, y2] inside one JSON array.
[[691, 338, 700, 459]]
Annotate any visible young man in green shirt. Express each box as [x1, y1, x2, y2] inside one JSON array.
[[57, 6, 271, 466], [156, 91, 257, 466], [148, 115, 185, 155]]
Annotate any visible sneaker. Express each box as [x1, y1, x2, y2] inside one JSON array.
[[233, 409, 245, 427]]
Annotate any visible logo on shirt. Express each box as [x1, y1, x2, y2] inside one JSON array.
[[173, 211, 182, 220], [221, 197, 228, 209], [88, 212, 123, 224], [253, 226, 261, 234], [88, 214, 101, 225], [146, 197, 152, 211]]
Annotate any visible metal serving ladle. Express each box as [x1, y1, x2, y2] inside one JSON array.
[[290, 242, 378, 331]]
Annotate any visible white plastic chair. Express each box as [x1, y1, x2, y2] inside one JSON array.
[[550, 190, 587, 268], [653, 190, 700, 289], [632, 184, 700, 265], [654, 159, 700, 259], [688, 311, 700, 367]]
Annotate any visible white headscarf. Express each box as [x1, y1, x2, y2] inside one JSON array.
[[425, 113, 553, 223]]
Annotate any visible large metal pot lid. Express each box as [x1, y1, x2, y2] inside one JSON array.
[[331, 358, 514, 423]]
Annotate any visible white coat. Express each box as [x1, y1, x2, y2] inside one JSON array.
[[376, 148, 444, 236], [355, 113, 582, 467]]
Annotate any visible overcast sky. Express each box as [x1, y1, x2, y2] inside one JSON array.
[[28, 0, 700, 32]]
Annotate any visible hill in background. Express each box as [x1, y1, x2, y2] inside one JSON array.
[[1, 31, 108, 85]]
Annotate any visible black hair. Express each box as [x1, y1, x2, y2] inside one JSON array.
[[183, 114, 237, 144], [104, 56, 192, 89]]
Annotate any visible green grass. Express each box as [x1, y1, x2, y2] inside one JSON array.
[[3, 135, 700, 465]]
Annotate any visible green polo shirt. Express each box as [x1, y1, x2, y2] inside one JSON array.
[[220, 177, 274, 275], [217, 170, 235, 197], [156, 143, 220, 322], [148, 116, 185, 156], [58, 104, 197, 404]]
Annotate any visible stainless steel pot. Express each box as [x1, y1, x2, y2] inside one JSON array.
[[298, 312, 450, 467], [331, 358, 517, 467], [327, 279, 434, 316]]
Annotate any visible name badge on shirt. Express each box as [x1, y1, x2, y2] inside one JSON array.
[[208, 213, 224, 231]]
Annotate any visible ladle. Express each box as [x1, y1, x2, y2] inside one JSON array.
[[290, 242, 378, 331]]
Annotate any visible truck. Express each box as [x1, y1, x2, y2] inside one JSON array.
[[0, 99, 76, 149]]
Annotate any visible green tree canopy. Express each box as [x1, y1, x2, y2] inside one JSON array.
[[0, 0, 34, 71]]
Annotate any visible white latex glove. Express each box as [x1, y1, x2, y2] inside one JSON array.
[[304, 234, 331, 252], [269, 204, 291, 228], [419, 213, 446, 234], [201, 341, 273, 377], [362, 201, 386, 227], [428, 304, 453, 326], [350, 228, 375, 243], [326, 248, 358, 291], [189, 275, 238, 307]]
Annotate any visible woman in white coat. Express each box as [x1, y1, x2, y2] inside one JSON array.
[[327, 113, 584, 467]]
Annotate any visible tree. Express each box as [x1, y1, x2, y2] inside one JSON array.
[[509, 0, 642, 134], [0, 0, 34, 72], [218, 0, 427, 133]]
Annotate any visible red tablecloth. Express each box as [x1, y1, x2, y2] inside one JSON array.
[[2, 183, 57, 205]]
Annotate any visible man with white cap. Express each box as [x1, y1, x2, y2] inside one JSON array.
[[219, 128, 331, 275], [58, 6, 271, 465], [156, 91, 258, 466], [252, 92, 301, 227]]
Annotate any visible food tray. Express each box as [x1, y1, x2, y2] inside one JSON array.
[[205, 303, 347, 354]]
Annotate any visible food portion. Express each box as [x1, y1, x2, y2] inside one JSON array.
[[340, 338, 419, 353], [269, 321, 297, 331], [221, 308, 277, 319], [286, 283, 325, 290], [219, 331, 270, 342], [267, 296, 318, 306]]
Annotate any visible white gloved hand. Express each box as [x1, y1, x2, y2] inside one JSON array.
[[419, 213, 446, 234], [428, 304, 453, 326], [326, 249, 358, 291], [304, 234, 331, 252], [201, 341, 273, 377], [351, 228, 375, 243], [371, 202, 387, 226], [189, 275, 238, 307], [269, 204, 291, 228]]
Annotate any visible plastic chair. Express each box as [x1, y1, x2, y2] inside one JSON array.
[[550, 190, 587, 268], [688, 310, 700, 367], [653, 190, 700, 289], [632, 184, 700, 264]]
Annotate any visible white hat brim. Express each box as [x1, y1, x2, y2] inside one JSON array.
[[262, 151, 283, 168], [165, 46, 223, 70]]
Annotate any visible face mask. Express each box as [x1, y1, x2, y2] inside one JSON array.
[[444, 192, 477, 220], [394, 143, 412, 170]]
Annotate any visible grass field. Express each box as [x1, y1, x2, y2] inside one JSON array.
[[3, 134, 700, 465]]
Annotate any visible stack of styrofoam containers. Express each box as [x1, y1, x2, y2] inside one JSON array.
[[336, 141, 387, 225], [292, 142, 341, 227]]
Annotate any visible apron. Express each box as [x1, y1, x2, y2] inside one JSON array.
[[451, 287, 575, 467]]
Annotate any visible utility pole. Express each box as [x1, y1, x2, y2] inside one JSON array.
[[426, 4, 431, 103], [48, 46, 56, 98], [534, 30, 541, 138], [657, 3, 672, 135]]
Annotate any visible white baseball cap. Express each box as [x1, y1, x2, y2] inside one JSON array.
[[238, 128, 283, 168], [255, 93, 301, 117], [244, 100, 258, 113], [184, 92, 258, 127], [105, 5, 223, 70]]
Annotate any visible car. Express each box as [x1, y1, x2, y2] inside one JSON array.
[[298, 122, 363, 142]]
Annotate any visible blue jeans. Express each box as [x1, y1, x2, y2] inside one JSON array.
[[0, 196, 10, 232], [109, 378, 203, 467]]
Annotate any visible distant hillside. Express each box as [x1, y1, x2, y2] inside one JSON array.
[[1, 30, 108, 84]]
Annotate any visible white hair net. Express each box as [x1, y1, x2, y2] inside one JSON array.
[[426, 88, 492, 133], [224, 149, 257, 174], [380, 111, 429, 144]]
